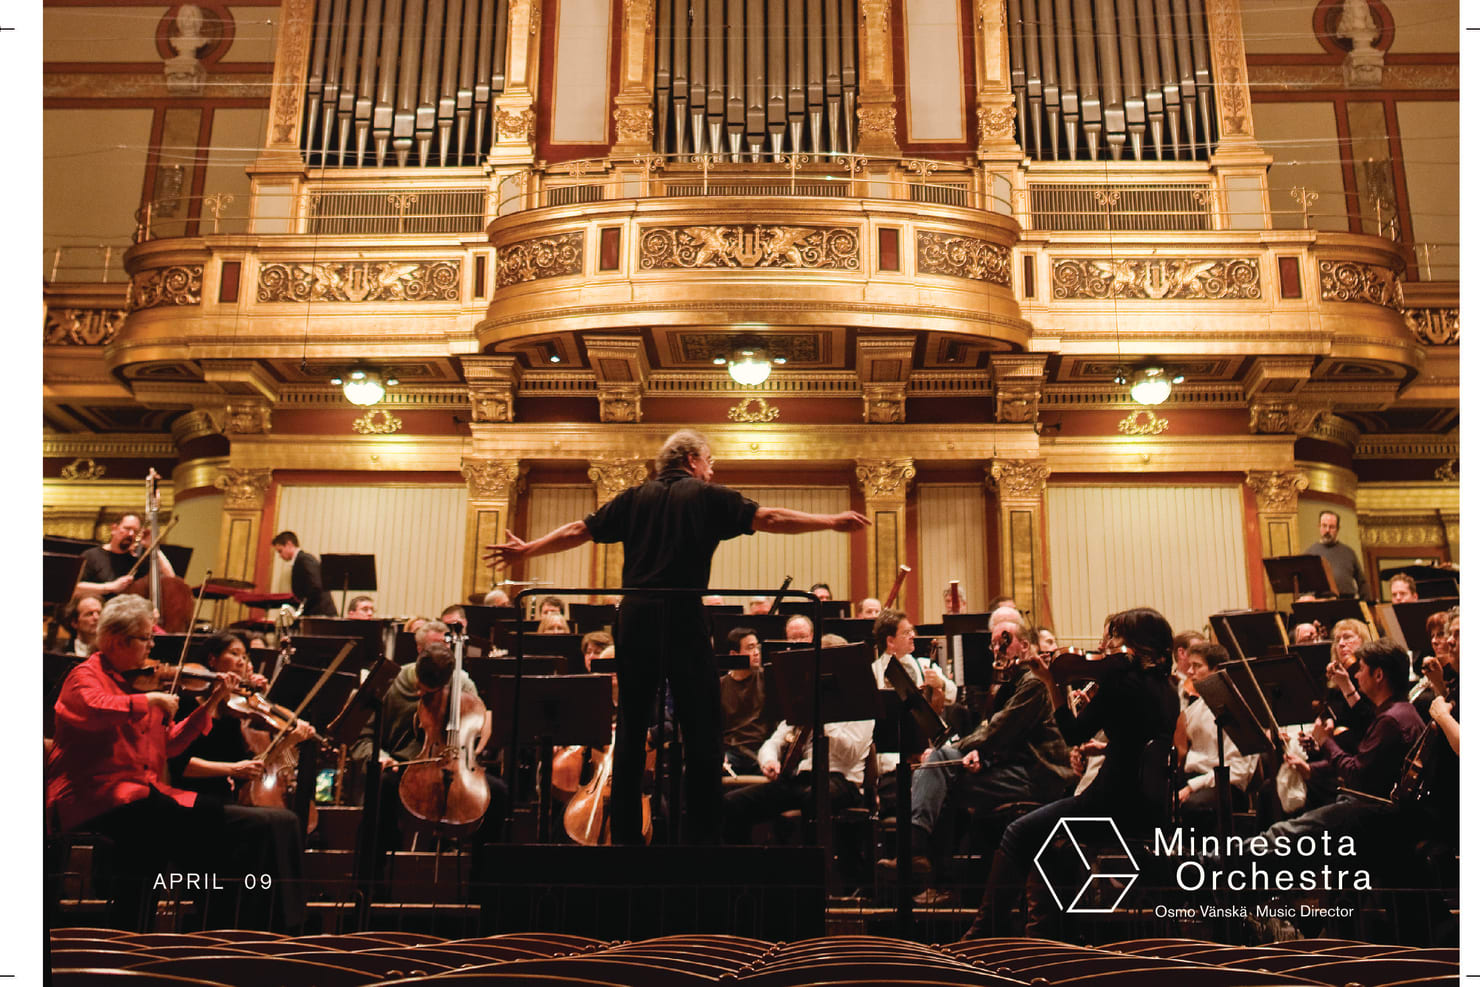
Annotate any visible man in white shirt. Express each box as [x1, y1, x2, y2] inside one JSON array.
[[1177, 641, 1259, 825], [870, 609, 956, 775]]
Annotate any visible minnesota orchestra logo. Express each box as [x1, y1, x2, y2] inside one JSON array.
[[1033, 817, 1140, 914]]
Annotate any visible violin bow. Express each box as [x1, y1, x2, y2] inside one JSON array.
[[166, 569, 213, 695], [122, 515, 180, 581], [257, 640, 354, 762]]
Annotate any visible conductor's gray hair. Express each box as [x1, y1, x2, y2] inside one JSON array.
[[98, 594, 154, 644], [657, 429, 710, 473]]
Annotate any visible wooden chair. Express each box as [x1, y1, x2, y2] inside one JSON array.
[[286, 950, 455, 978], [190, 929, 285, 942], [115, 934, 228, 948], [129, 955, 381, 986], [1380, 948, 1457, 963], [340, 929, 446, 945], [48, 938, 147, 953], [1267, 938, 1367, 951], [730, 960, 1024, 986], [50, 927, 132, 940], [218, 939, 340, 955], [1101, 938, 1219, 953], [360, 945, 494, 969], [1274, 957, 1461, 986], [1006, 955, 1190, 980], [1053, 968, 1328, 986], [370, 974, 628, 986], [50, 972, 231, 987], [48, 949, 154, 969], [473, 955, 724, 985], [1313, 944, 1409, 957], [121, 946, 264, 960], [1121, 941, 1236, 958]]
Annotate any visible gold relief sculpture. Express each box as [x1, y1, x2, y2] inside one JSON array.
[[728, 397, 781, 423], [268, 0, 313, 144], [257, 261, 460, 302], [861, 386, 905, 424], [623, 0, 655, 31], [1359, 522, 1446, 548], [352, 409, 402, 434], [1435, 459, 1458, 483], [588, 457, 650, 504], [470, 387, 515, 423], [988, 459, 1050, 500], [128, 266, 203, 310], [639, 225, 860, 270], [496, 107, 536, 142], [214, 467, 273, 510], [995, 383, 1040, 424], [856, 458, 917, 499], [1318, 260, 1403, 310], [1403, 307, 1459, 345], [976, 104, 1017, 142], [1248, 400, 1326, 436], [462, 459, 525, 500], [223, 402, 272, 435], [598, 386, 643, 423], [857, 105, 897, 139], [1244, 469, 1309, 514], [495, 232, 585, 288], [59, 458, 106, 480], [44, 307, 127, 346], [1206, 0, 1253, 138], [1051, 258, 1260, 300], [1117, 410, 1170, 436], [615, 106, 655, 143], [916, 232, 1011, 285]]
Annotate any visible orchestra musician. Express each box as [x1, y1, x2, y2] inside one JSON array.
[[485, 428, 869, 845], [345, 595, 376, 619], [961, 607, 1180, 939], [75, 513, 176, 600], [271, 531, 336, 616], [855, 598, 882, 620], [1174, 642, 1259, 827], [46, 595, 306, 931], [870, 608, 956, 777], [720, 627, 769, 777], [63, 593, 103, 658]]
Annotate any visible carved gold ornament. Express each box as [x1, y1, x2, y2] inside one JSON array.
[[639, 225, 860, 270], [1248, 400, 1326, 436], [728, 397, 781, 423], [1052, 258, 1260, 300], [1359, 522, 1447, 548], [495, 232, 585, 288], [995, 383, 1040, 424], [857, 105, 897, 139], [988, 459, 1050, 500], [589, 457, 651, 504], [462, 459, 525, 500], [917, 232, 1011, 285], [614, 105, 654, 143], [214, 467, 273, 510], [222, 402, 272, 435], [1318, 260, 1403, 310], [128, 265, 203, 310], [862, 385, 905, 424], [257, 260, 460, 302], [856, 458, 917, 498], [1207, 0, 1253, 137], [59, 458, 106, 480], [1403, 307, 1458, 345], [268, 0, 313, 144], [470, 387, 515, 423], [598, 386, 643, 423], [44, 307, 126, 346], [1117, 410, 1170, 436], [1244, 469, 1309, 514], [976, 103, 1017, 141], [1435, 459, 1458, 483], [496, 107, 536, 142], [352, 409, 402, 434]]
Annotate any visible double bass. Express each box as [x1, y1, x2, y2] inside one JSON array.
[[399, 632, 492, 836], [124, 469, 194, 632]]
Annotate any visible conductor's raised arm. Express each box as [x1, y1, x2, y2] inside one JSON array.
[[751, 507, 871, 534], [484, 520, 593, 570]]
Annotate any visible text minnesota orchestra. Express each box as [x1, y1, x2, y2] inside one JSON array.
[[1152, 827, 1372, 893]]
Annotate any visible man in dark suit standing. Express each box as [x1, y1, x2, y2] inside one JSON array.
[[271, 530, 337, 616]]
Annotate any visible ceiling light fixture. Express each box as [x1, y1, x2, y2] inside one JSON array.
[[724, 341, 787, 386], [330, 368, 398, 406], [1127, 365, 1184, 406]]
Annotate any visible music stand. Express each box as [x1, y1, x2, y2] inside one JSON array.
[[319, 554, 378, 616], [1290, 598, 1372, 638], [822, 617, 874, 645], [301, 616, 386, 668], [43, 535, 95, 557], [568, 602, 617, 632], [282, 634, 372, 674], [1382, 597, 1460, 652], [1263, 555, 1336, 599], [44, 553, 86, 651], [1188, 670, 1277, 837], [709, 613, 788, 654], [158, 544, 193, 580], [1226, 654, 1324, 727], [879, 655, 949, 749], [1286, 643, 1332, 689], [1210, 610, 1288, 661], [513, 632, 583, 667], [775, 600, 850, 621], [911, 623, 944, 661], [466, 655, 567, 679], [1380, 563, 1459, 600], [588, 657, 617, 675], [327, 656, 400, 747], [958, 632, 999, 689], [150, 634, 213, 665]]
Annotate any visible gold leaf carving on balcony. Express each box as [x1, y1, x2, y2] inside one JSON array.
[[257, 261, 460, 303], [1359, 521, 1445, 548], [976, 104, 1017, 142], [862, 385, 905, 424], [495, 232, 585, 288], [1435, 458, 1458, 483], [917, 232, 1010, 285], [268, 0, 313, 144], [988, 459, 1050, 499], [1403, 306, 1458, 345], [59, 458, 106, 480], [856, 458, 916, 498], [589, 457, 651, 504], [45, 307, 126, 345], [598, 385, 643, 423], [1248, 399, 1326, 436], [857, 105, 897, 139], [1052, 258, 1260, 300], [639, 225, 860, 270], [1244, 469, 1309, 514], [214, 467, 273, 510], [496, 107, 536, 142], [615, 106, 655, 143], [728, 397, 781, 423], [462, 459, 525, 500], [352, 409, 402, 434], [128, 265, 203, 310], [470, 387, 515, 423], [223, 402, 272, 435], [1318, 260, 1402, 310], [995, 382, 1040, 424], [1117, 410, 1170, 436]]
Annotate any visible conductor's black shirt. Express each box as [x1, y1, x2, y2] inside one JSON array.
[[584, 467, 758, 590]]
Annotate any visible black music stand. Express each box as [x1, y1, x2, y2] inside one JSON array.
[[280, 634, 371, 674], [158, 544, 194, 580], [301, 616, 386, 670], [43, 651, 82, 737], [588, 657, 617, 675], [1289, 598, 1371, 638], [1192, 670, 1278, 838], [465, 655, 567, 679], [485, 674, 615, 840], [1264, 554, 1336, 599], [339, 654, 410, 921], [1225, 654, 1324, 728], [268, 664, 359, 724], [1380, 563, 1459, 600], [44, 553, 86, 651], [911, 623, 944, 661], [43, 534, 96, 556], [878, 655, 949, 930], [320, 553, 378, 617], [823, 617, 874, 645], [1210, 609, 1288, 661], [1380, 597, 1460, 652], [515, 632, 584, 667], [1286, 643, 1333, 689], [568, 602, 617, 632], [149, 634, 214, 665], [958, 632, 999, 689], [776, 600, 851, 621]]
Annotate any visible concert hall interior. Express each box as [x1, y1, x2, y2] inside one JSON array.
[[41, 0, 1460, 976]]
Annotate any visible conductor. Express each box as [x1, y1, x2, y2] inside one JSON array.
[[485, 429, 869, 844]]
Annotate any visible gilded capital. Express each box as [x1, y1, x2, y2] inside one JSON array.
[[598, 385, 644, 423], [589, 457, 651, 505], [862, 384, 906, 424], [462, 459, 526, 500], [856, 458, 917, 499], [988, 459, 1050, 500], [470, 386, 515, 423], [222, 400, 272, 435], [1248, 399, 1327, 436], [1245, 469, 1309, 514], [214, 467, 273, 510]]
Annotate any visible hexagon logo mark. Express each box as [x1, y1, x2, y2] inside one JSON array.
[[1032, 816, 1140, 914]]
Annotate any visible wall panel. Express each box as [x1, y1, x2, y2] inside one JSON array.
[[1045, 485, 1248, 648], [710, 487, 852, 604], [917, 484, 989, 623], [273, 484, 468, 618], [524, 485, 598, 609]]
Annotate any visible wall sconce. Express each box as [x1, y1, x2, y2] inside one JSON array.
[[714, 341, 786, 386], [331, 368, 399, 406]]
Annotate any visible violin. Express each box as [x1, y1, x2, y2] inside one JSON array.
[[121, 660, 221, 693], [1031, 646, 1138, 684], [399, 633, 492, 837]]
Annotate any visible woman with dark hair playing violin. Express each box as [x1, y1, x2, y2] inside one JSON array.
[[961, 606, 1180, 940], [46, 595, 307, 931]]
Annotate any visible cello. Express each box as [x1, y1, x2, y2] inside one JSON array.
[[399, 631, 492, 837], [562, 725, 654, 845]]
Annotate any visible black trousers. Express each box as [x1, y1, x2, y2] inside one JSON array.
[[613, 598, 723, 845], [722, 771, 862, 844], [84, 788, 306, 931]]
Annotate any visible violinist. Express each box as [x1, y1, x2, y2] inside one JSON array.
[[45, 595, 304, 931], [1170, 630, 1206, 708], [75, 513, 175, 600], [1325, 618, 1374, 731], [870, 609, 956, 776], [961, 607, 1180, 939], [1175, 642, 1259, 827], [63, 593, 103, 658]]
